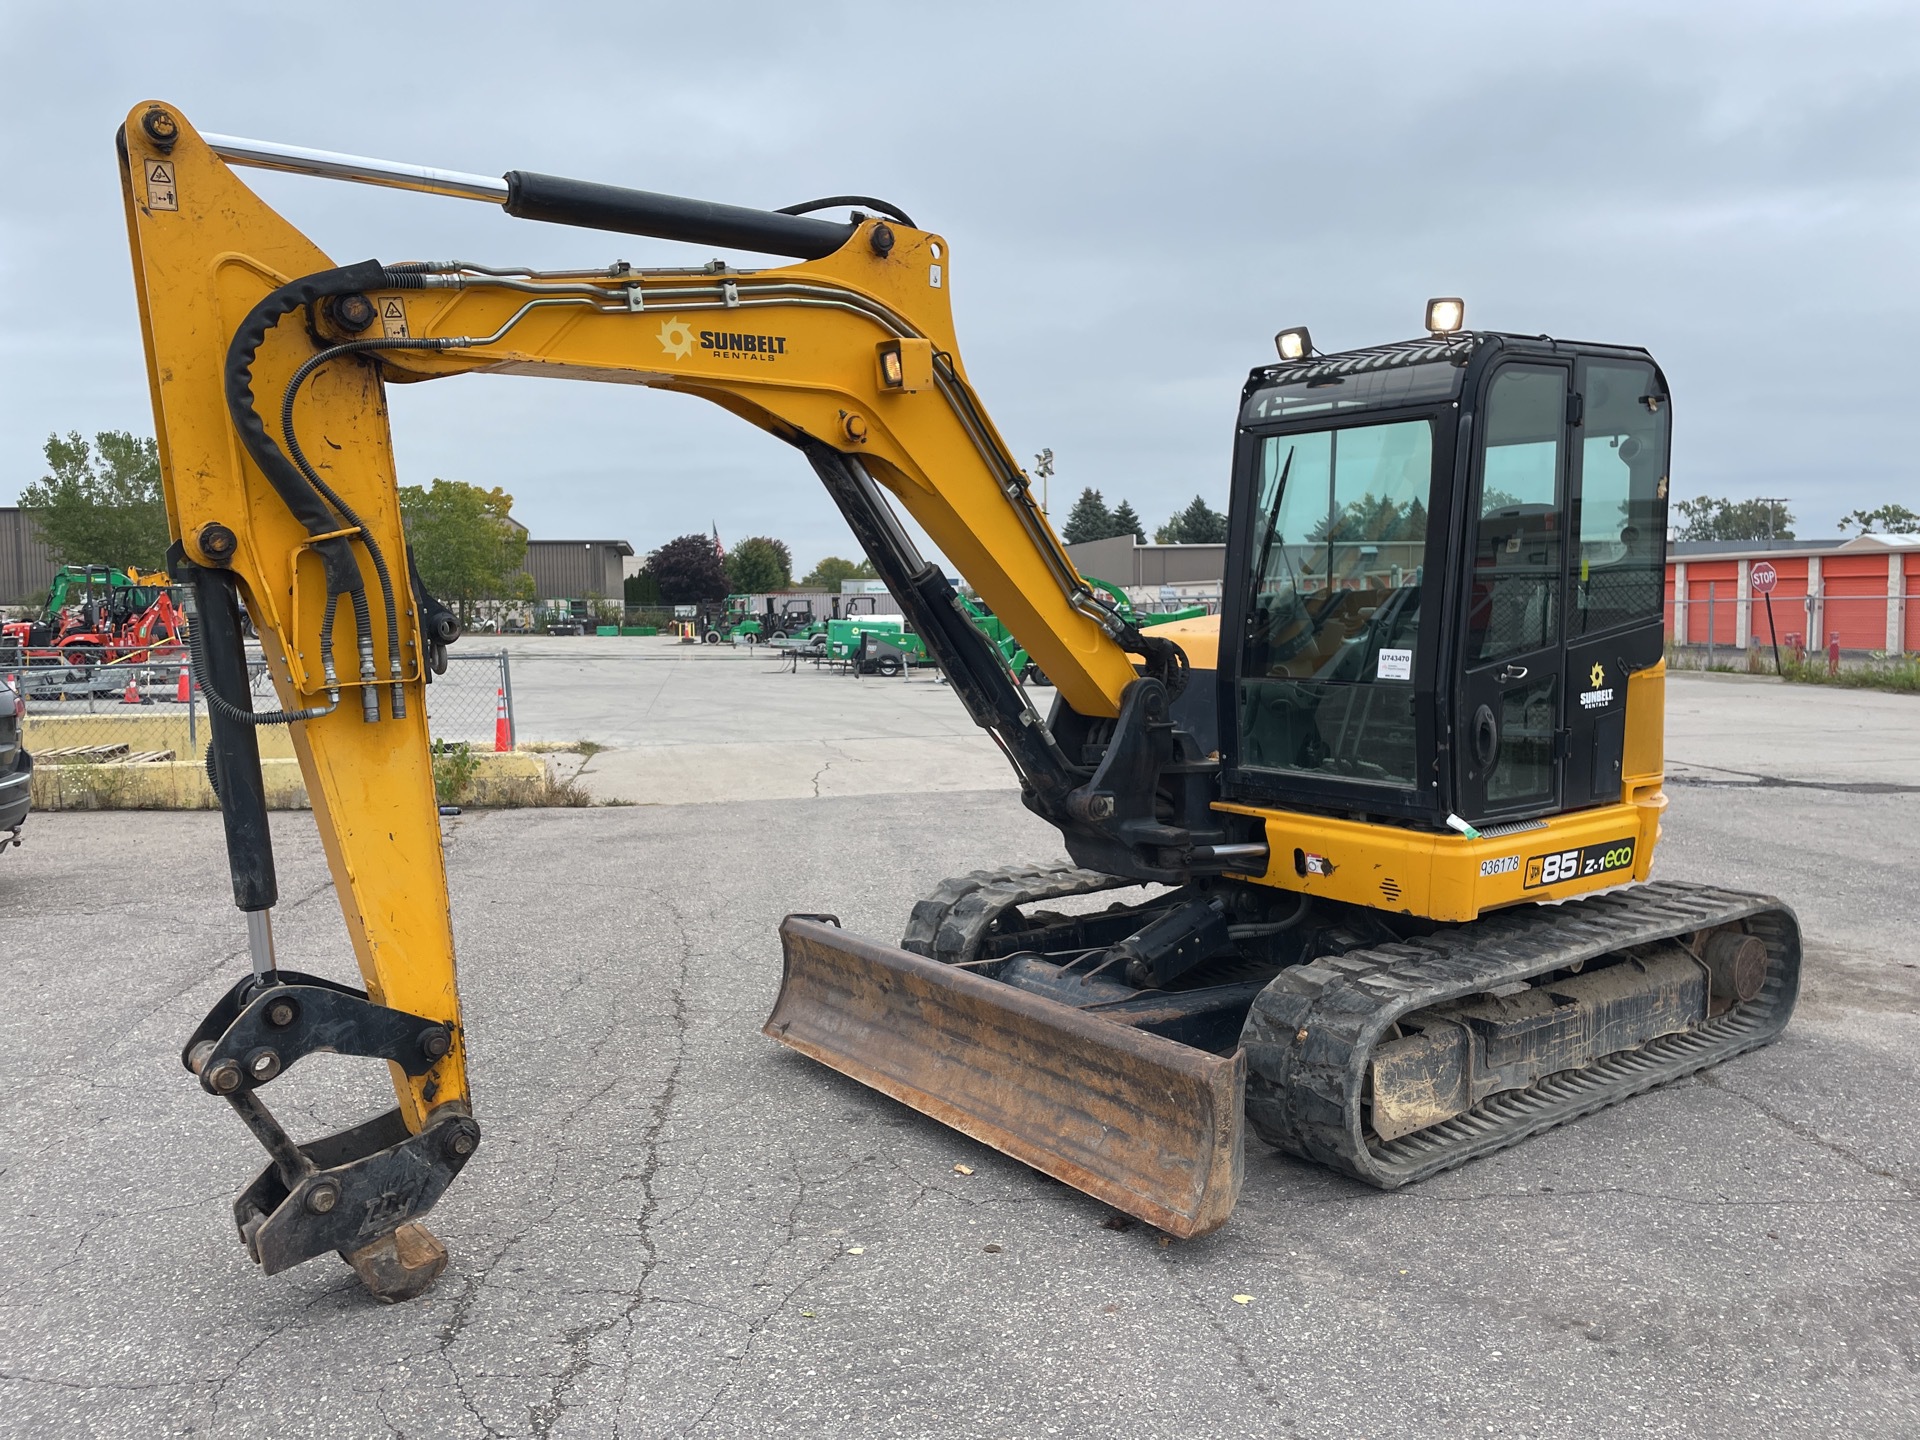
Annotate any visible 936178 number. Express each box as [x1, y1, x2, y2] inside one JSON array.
[[1523, 838, 1635, 889]]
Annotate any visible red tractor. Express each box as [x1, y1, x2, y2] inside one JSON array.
[[1, 566, 189, 693]]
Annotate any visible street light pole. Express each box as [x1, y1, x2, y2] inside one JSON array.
[[1033, 449, 1055, 516]]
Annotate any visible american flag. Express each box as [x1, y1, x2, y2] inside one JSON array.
[[711, 524, 725, 560]]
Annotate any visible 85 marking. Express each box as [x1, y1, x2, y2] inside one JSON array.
[[1523, 839, 1635, 889]]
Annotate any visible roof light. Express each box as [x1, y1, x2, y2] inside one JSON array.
[[1274, 327, 1312, 362], [1425, 297, 1465, 335]]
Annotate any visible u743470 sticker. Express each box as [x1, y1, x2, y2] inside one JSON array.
[[1524, 838, 1635, 888]]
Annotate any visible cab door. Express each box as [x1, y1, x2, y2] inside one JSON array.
[[1562, 356, 1672, 805], [1455, 364, 1572, 823]]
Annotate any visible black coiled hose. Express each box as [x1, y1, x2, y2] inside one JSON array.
[[280, 336, 451, 708], [222, 261, 430, 715], [185, 596, 333, 728]]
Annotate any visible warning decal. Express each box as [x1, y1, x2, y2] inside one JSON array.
[[144, 159, 178, 212], [379, 297, 409, 338]]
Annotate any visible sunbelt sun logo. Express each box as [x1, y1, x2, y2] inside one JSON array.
[[655, 315, 788, 362], [1580, 660, 1614, 711]]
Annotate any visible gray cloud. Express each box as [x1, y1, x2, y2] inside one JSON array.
[[4, 0, 1915, 570]]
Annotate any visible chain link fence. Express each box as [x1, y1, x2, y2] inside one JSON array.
[[13, 650, 513, 765], [1669, 588, 1917, 673]]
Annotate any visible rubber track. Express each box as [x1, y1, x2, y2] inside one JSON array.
[[901, 864, 1128, 964], [1241, 880, 1802, 1188]]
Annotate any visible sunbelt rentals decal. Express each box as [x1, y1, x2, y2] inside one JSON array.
[[1580, 660, 1615, 710]]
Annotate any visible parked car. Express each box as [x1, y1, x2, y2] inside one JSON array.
[[0, 671, 29, 851]]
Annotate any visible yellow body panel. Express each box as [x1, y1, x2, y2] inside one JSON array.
[[1214, 797, 1664, 923], [1142, 612, 1220, 671], [1622, 660, 1666, 797]]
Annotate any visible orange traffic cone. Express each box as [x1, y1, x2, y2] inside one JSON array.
[[122, 677, 142, 705], [176, 666, 191, 702], [493, 686, 512, 752]]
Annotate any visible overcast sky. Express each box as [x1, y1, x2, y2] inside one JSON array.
[[4, 1, 1915, 571]]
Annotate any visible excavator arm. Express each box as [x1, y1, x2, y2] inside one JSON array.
[[120, 102, 1239, 1297]]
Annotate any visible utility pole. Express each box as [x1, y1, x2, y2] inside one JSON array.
[[1752, 497, 1790, 548], [1033, 448, 1055, 516]]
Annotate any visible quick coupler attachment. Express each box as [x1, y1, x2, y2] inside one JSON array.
[[183, 971, 479, 1301]]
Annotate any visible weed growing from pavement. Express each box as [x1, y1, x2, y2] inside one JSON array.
[[1666, 645, 1919, 694], [432, 740, 482, 806], [1779, 651, 1919, 693], [517, 739, 606, 757]]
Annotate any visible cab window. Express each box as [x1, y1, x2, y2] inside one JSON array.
[[1574, 360, 1668, 636], [1238, 418, 1433, 788]]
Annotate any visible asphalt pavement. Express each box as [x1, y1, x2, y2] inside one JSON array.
[[0, 665, 1914, 1438]]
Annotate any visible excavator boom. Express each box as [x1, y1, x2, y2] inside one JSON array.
[[121, 102, 1245, 1293]]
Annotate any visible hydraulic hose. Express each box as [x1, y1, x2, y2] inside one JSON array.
[[774, 194, 917, 228], [223, 260, 428, 720], [1227, 894, 1313, 939], [222, 260, 404, 595], [279, 338, 439, 718], [185, 591, 334, 727]]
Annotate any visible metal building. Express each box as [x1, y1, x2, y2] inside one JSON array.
[[0, 508, 57, 606], [522, 538, 635, 601], [1064, 535, 1226, 608]]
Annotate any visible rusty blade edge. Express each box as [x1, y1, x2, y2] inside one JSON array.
[[764, 917, 1244, 1239]]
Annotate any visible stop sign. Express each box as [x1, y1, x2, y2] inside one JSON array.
[[1751, 561, 1779, 595]]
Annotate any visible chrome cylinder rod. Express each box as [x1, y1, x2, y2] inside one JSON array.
[[245, 907, 278, 980], [203, 133, 509, 204]]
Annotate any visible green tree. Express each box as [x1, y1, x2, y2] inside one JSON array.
[[18, 431, 169, 568], [801, 555, 878, 589], [1672, 496, 1795, 542], [624, 569, 662, 606], [1838, 502, 1920, 535], [647, 533, 728, 603], [397, 479, 533, 623], [1156, 494, 1229, 544], [1110, 499, 1145, 542], [724, 535, 793, 593], [1062, 487, 1116, 544]]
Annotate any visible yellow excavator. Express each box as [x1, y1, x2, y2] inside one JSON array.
[[118, 102, 1800, 1302]]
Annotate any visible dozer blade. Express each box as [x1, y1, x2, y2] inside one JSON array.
[[765, 916, 1244, 1238]]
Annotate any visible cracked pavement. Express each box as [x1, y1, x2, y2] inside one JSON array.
[[0, 670, 1914, 1436]]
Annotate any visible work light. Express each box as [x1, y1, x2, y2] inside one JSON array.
[[1425, 297, 1465, 335], [1274, 327, 1312, 362]]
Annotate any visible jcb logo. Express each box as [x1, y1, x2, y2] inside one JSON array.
[[1525, 850, 1579, 887]]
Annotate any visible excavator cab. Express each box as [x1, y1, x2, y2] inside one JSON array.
[[1223, 331, 1672, 830]]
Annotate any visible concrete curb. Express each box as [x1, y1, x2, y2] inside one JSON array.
[[20, 713, 549, 810]]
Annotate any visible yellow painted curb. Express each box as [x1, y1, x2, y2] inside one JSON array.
[[23, 710, 294, 759], [26, 747, 550, 811]]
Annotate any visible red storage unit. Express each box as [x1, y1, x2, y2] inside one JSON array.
[[1762, 556, 1812, 650], [1905, 553, 1920, 653], [1820, 554, 1891, 652], [1663, 541, 1910, 653], [1683, 560, 1739, 646]]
